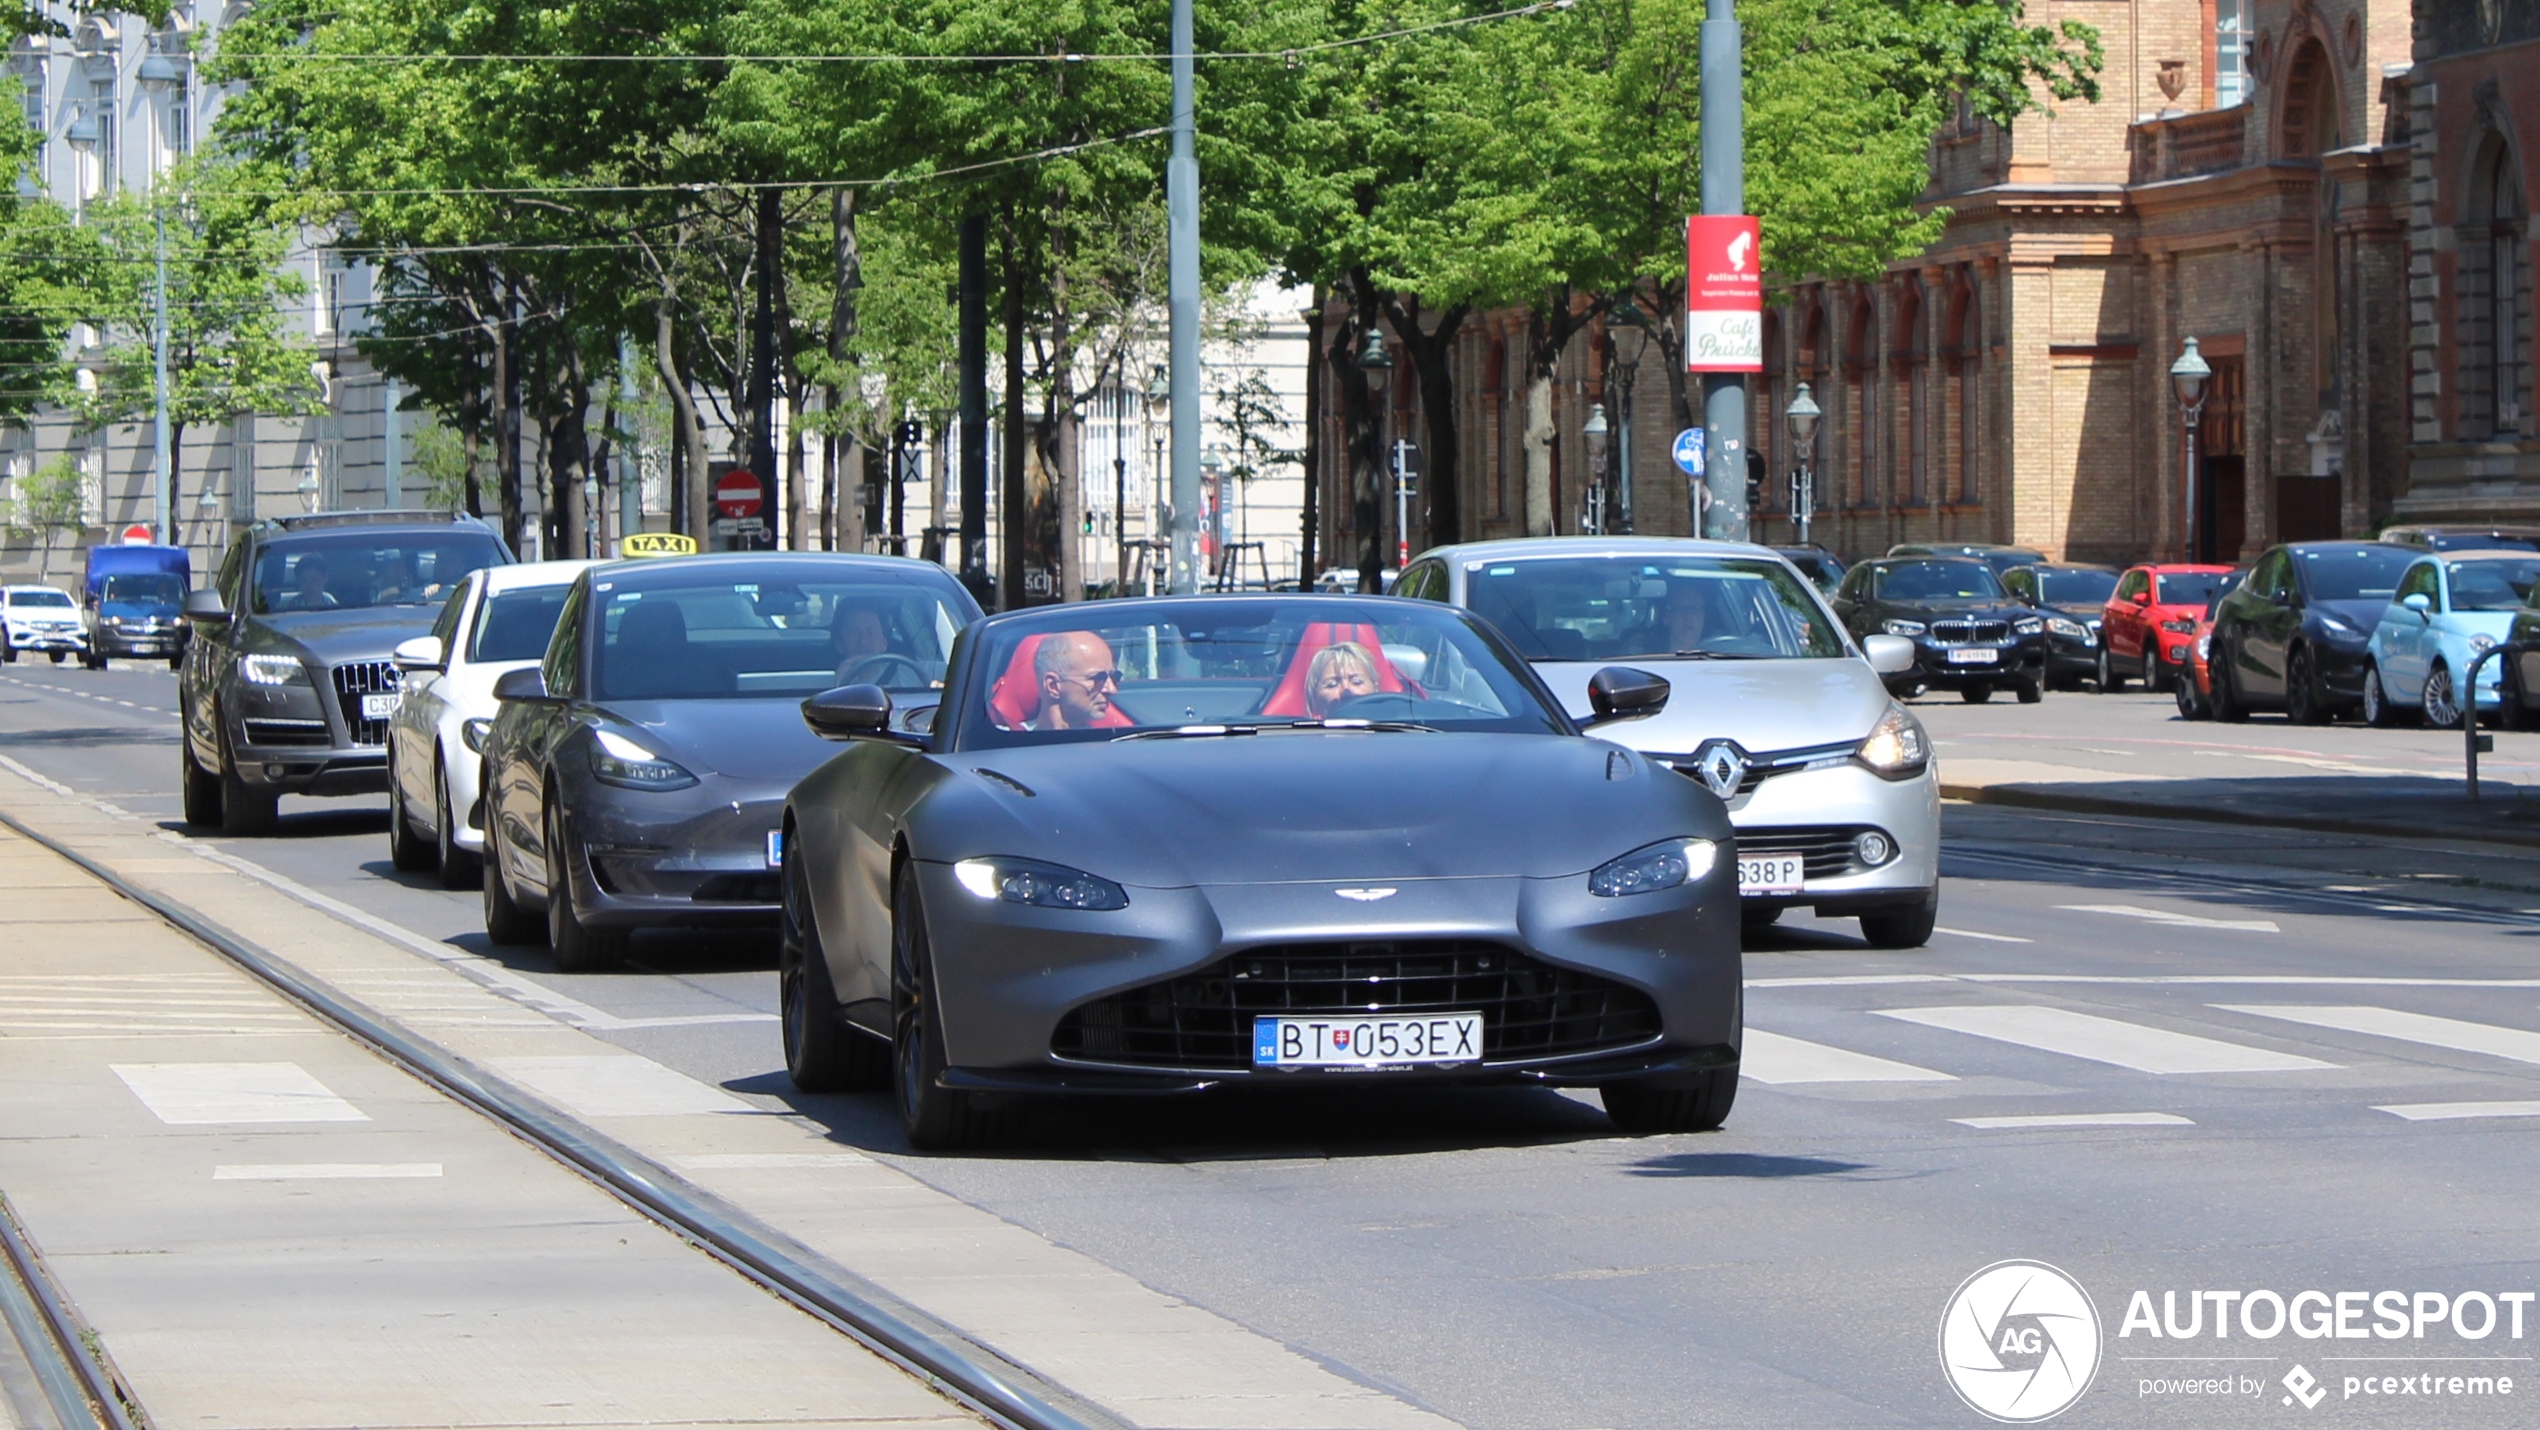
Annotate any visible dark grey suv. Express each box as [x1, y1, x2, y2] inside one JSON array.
[[180, 511, 511, 833]]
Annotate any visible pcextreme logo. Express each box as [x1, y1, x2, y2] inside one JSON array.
[[1940, 1260, 2103, 1423]]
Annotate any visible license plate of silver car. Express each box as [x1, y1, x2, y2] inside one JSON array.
[[1946, 648, 1999, 664], [1737, 854, 1804, 896], [1252, 1013, 1483, 1069]]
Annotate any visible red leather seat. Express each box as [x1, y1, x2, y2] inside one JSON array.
[[1257, 622, 1416, 717], [987, 633, 1134, 729]]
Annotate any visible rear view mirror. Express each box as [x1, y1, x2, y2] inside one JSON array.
[[1584, 667, 1669, 725], [1862, 634, 1917, 675], [491, 667, 549, 703], [802, 683, 893, 740], [182, 589, 231, 623], [392, 635, 444, 673]]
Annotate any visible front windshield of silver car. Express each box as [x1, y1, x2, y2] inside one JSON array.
[[1465, 557, 1844, 661], [593, 577, 967, 701]]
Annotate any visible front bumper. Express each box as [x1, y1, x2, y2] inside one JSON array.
[[91, 623, 187, 658], [2044, 631, 2096, 681], [563, 782, 789, 931], [1898, 636, 2044, 686], [227, 679, 386, 796], [913, 863, 1743, 1093], [1719, 759, 1939, 914], [2313, 640, 2373, 701], [6, 626, 87, 653]]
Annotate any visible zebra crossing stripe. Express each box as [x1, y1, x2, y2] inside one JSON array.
[[2217, 1006, 2540, 1068], [1875, 1005, 2337, 1075], [1740, 1029, 1955, 1084]]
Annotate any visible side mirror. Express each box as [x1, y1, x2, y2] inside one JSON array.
[[2132, 589, 2153, 606], [2401, 593, 2433, 617], [802, 683, 894, 741], [182, 589, 231, 624], [392, 635, 444, 673], [491, 667, 550, 703], [1862, 634, 1918, 676], [1584, 666, 1669, 725]]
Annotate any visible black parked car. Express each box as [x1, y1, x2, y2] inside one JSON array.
[[1772, 544, 1847, 595], [1831, 558, 2047, 703], [2206, 541, 2415, 724], [2002, 563, 2119, 691], [180, 511, 512, 834]]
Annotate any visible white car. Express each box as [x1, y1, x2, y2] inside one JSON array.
[[1403, 536, 1941, 948], [2, 585, 90, 664], [383, 560, 593, 884]]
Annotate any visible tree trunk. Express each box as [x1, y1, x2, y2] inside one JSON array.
[[1339, 281, 1385, 594], [999, 213, 1028, 610], [1047, 198, 1080, 603], [1300, 294, 1323, 584], [549, 333, 592, 560], [819, 389, 839, 551], [784, 374, 807, 550], [654, 293, 709, 540], [1383, 296, 1468, 549], [494, 286, 524, 555], [1521, 287, 1593, 539]]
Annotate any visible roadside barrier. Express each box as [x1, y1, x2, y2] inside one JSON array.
[[2464, 642, 2534, 804]]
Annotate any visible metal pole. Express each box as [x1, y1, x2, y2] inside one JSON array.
[[1114, 433, 1128, 597], [619, 337, 643, 542], [152, 204, 172, 544], [1394, 441, 1411, 566], [1617, 361, 1636, 533], [747, 187, 780, 551], [2183, 412, 2202, 563], [383, 377, 403, 507], [1795, 458, 1813, 546], [1699, 0, 1747, 542], [1166, 0, 1201, 593], [957, 216, 989, 596]]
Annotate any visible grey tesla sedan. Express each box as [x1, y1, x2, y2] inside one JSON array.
[[777, 595, 1744, 1149], [477, 551, 983, 970]]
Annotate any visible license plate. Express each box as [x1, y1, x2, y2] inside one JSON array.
[[1252, 1012, 1482, 1068], [765, 830, 784, 868], [360, 693, 400, 719], [1737, 854, 1805, 897], [1946, 647, 1999, 665]]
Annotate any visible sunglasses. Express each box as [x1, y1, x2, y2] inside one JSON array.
[[1060, 668, 1125, 688]]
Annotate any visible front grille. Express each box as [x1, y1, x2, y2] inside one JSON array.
[[692, 873, 780, 904], [242, 718, 330, 747], [1740, 825, 1888, 880], [1052, 941, 1661, 1071], [1929, 620, 2008, 645], [331, 660, 398, 746]]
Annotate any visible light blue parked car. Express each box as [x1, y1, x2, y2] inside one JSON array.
[[2362, 550, 2540, 728]]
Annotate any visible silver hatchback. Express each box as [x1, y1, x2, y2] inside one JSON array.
[[1402, 537, 1939, 947]]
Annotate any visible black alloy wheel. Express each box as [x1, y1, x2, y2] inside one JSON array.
[[2210, 644, 2250, 722], [2362, 663, 2407, 729], [545, 800, 626, 972], [47, 651, 61, 664], [1601, 1065, 1738, 1133], [2285, 646, 2330, 726], [891, 865, 1006, 1150], [480, 805, 545, 945], [2014, 671, 2045, 704], [1960, 683, 1995, 704], [179, 729, 222, 827], [2096, 643, 2124, 692], [2173, 672, 2205, 721], [217, 717, 279, 836], [386, 747, 437, 873], [433, 755, 477, 889], [780, 837, 889, 1093]]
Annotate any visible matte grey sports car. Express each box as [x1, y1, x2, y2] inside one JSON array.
[[778, 595, 1744, 1149], [477, 551, 982, 970]]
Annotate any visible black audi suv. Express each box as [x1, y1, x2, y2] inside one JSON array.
[[1831, 557, 2048, 703], [180, 511, 512, 834]]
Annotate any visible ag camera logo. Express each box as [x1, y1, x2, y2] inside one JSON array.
[[1940, 1260, 2103, 1422]]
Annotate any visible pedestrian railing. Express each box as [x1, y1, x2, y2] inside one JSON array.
[[2463, 643, 2534, 803]]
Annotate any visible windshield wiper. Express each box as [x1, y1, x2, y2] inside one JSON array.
[[1113, 718, 1437, 741], [1112, 723, 1260, 741], [1666, 649, 1770, 660]]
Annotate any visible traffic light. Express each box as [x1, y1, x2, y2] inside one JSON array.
[[1744, 448, 1766, 512]]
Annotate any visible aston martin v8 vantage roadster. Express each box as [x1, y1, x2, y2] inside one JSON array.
[[778, 595, 1743, 1148]]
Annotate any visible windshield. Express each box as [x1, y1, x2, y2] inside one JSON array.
[[2036, 569, 2118, 606], [2447, 559, 2540, 612], [101, 574, 184, 606], [1877, 561, 2006, 601], [2157, 572, 2228, 606], [2202, 572, 2245, 618], [471, 587, 575, 663], [593, 573, 969, 702], [9, 589, 74, 608], [957, 600, 1566, 749], [1983, 551, 2043, 575], [1465, 556, 1844, 661], [2298, 546, 2414, 603], [251, 534, 505, 615]]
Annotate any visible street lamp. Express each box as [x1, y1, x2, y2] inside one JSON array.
[[1357, 328, 1394, 589], [1784, 384, 1821, 546], [1143, 363, 1169, 594], [139, 51, 189, 548], [1582, 403, 1610, 535], [2170, 336, 2212, 563]]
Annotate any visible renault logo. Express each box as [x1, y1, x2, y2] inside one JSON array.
[[1334, 887, 1398, 901], [1690, 740, 1749, 799]]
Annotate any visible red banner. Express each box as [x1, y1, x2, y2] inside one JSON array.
[[1684, 215, 1763, 373]]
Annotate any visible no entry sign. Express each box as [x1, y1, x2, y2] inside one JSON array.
[[714, 469, 765, 520], [1685, 215, 1763, 373]]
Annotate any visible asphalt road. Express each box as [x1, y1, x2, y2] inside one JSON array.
[[7, 661, 2539, 1428]]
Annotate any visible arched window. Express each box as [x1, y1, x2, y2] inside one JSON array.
[[2488, 144, 2530, 436], [1896, 279, 1928, 507], [1847, 292, 1878, 507], [1948, 280, 1982, 505], [2276, 37, 2338, 161]]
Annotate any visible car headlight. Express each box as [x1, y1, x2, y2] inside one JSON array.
[[1587, 837, 1720, 897], [2471, 634, 2497, 654], [2159, 617, 2197, 634], [2318, 613, 2365, 640], [1883, 619, 1927, 637], [2196, 632, 2213, 660], [100, 614, 125, 628], [588, 727, 699, 790], [2013, 617, 2044, 637], [952, 856, 1129, 910], [2046, 617, 2087, 640], [1854, 704, 1931, 780], [241, 653, 308, 686], [461, 717, 494, 753]]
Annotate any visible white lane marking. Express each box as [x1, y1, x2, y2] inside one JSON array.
[[2374, 1102, 2540, 1122], [672, 1152, 875, 1169], [113, 1062, 370, 1124], [1952, 1112, 2195, 1130], [1740, 1029, 1955, 1084], [491, 1055, 758, 1117], [2217, 1005, 2540, 1068], [214, 1163, 442, 1180], [1747, 974, 1958, 989], [1935, 926, 2034, 944], [602, 1013, 781, 1029], [2056, 903, 2281, 933], [1875, 1006, 2338, 1074]]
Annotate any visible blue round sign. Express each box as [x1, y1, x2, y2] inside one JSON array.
[[1672, 428, 1707, 477]]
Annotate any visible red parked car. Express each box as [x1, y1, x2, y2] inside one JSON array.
[[2173, 570, 2247, 720], [2099, 564, 2236, 691]]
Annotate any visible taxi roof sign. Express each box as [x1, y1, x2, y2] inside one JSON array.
[[620, 532, 697, 558]]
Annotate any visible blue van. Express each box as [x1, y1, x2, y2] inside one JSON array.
[[82, 543, 192, 668]]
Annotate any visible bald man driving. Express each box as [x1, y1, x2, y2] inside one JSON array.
[[1030, 631, 1119, 729]]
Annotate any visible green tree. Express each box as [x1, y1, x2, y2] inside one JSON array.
[[6, 454, 88, 580]]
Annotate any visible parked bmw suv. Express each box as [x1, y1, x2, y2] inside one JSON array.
[[180, 511, 511, 834], [1830, 557, 2048, 703]]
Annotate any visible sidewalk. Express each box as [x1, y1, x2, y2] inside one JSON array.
[[1937, 756, 2540, 849]]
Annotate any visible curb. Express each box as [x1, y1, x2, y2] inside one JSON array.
[[1939, 780, 2540, 852]]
